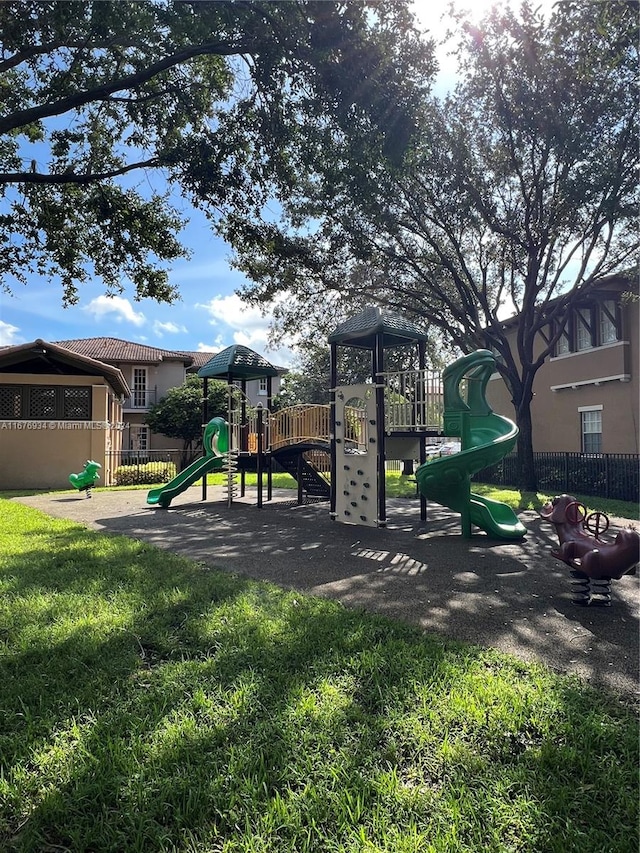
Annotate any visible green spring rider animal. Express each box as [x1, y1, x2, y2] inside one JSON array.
[[69, 460, 101, 497]]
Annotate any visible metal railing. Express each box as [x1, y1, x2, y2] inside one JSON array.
[[474, 452, 639, 503], [380, 369, 444, 431], [121, 389, 157, 410], [105, 449, 183, 485]]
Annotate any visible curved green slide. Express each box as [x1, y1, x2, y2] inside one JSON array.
[[415, 350, 526, 540], [147, 417, 229, 508]]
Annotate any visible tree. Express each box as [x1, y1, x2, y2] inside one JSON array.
[[1, 0, 434, 305], [227, 0, 639, 490], [145, 374, 227, 465]]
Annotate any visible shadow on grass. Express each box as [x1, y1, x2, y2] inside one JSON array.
[[1, 506, 638, 852], [77, 494, 640, 698]]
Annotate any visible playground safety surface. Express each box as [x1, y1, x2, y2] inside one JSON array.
[[13, 487, 640, 702]]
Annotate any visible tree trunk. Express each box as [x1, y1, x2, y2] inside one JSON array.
[[515, 402, 537, 492], [402, 459, 414, 475]]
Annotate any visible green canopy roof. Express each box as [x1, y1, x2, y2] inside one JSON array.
[[328, 307, 429, 349], [197, 345, 281, 380]]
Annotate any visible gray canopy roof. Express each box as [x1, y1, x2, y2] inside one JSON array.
[[328, 307, 429, 349], [197, 345, 281, 380]]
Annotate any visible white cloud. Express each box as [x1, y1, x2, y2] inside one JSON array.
[[196, 293, 269, 333], [0, 320, 23, 346], [83, 295, 146, 326], [153, 320, 187, 336], [196, 335, 224, 352], [194, 293, 295, 366]]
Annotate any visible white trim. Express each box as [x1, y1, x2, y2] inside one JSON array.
[[550, 340, 628, 361], [550, 374, 631, 391], [577, 404, 603, 412]]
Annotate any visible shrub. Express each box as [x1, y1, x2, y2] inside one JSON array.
[[113, 462, 176, 486]]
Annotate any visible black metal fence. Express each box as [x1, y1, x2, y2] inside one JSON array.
[[474, 452, 639, 503], [106, 449, 639, 503]]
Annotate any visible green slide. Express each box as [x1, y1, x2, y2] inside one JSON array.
[[415, 351, 526, 540], [147, 417, 229, 508]]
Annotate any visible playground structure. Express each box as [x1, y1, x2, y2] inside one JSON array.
[[540, 494, 640, 606], [147, 417, 228, 508], [414, 350, 527, 540], [69, 459, 101, 498], [146, 309, 525, 540]]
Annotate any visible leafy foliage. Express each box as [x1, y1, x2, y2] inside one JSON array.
[[145, 374, 227, 458], [113, 461, 176, 486], [228, 0, 639, 488], [1, 0, 434, 304]]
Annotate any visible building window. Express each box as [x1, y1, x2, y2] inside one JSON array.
[[129, 425, 149, 452], [553, 299, 620, 356], [599, 299, 618, 345], [132, 368, 148, 408], [0, 385, 91, 420], [580, 408, 602, 454], [258, 377, 268, 395], [575, 307, 593, 351], [555, 325, 571, 355]]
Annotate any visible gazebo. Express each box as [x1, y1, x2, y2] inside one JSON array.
[[197, 344, 281, 400]]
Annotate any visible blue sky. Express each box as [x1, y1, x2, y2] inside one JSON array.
[[0, 1, 545, 364], [0, 202, 295, 361]]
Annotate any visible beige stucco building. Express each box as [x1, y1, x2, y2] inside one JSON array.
[[52, 339, 286, 455], [486, 274, 639, 454], [0, 337, 288, 490], [0, 340, 129, 490]]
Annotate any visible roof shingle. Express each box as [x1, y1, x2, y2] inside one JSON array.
[[54, 337, 194, 365]]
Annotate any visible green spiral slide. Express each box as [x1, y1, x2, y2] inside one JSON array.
[[147, 417, 229, 508], [415, 350, 527, 540]]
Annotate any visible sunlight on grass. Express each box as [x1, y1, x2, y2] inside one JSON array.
[[2, 474, 637, 521], [1, 498, 638, 852]]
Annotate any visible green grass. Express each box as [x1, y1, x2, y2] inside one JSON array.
[[1, 499, 638, 852], [2, 473, 637, 522], [381, 473, 639, 520]]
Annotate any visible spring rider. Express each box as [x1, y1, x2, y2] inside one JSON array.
[[69, 460, 101, 498], [540, 494, 639, 606]]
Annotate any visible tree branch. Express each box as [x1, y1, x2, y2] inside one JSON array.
[[0, 158, 160, 186], [0, 37, 149, 73], [0, 39, 251, 134]]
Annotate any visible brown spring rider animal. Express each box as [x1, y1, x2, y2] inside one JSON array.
[[540, 494, 639, 607]]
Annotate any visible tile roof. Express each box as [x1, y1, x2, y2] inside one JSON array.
[[182, 350, 217, 370], [0, 339, 130, 397], [54, 337, 194, 365]]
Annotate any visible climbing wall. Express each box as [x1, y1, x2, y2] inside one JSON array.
[[334, 384, 379, 528]]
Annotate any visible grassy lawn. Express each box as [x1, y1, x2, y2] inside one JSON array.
[[1, 499, 638, 852], [205, 471, 638, 521], [5, 473, 636, 523]]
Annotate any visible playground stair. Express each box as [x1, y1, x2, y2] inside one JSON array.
[[272, 446, 331, 499]]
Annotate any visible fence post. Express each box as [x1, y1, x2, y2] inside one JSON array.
[[604, 453, 610, 499], [564, 452, 569, 493]]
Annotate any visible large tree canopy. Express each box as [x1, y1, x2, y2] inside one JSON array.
[[0, 0, 434, 304], [229, 0, 639, 488]]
